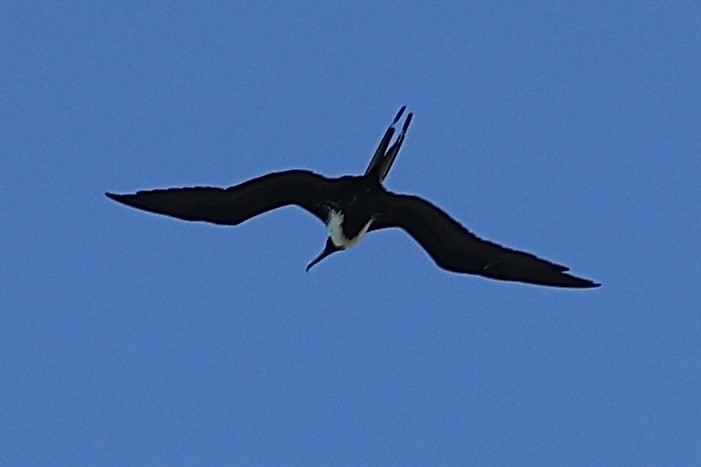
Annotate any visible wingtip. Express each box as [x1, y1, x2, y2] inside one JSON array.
[[576, 274, 601, 288], [570, 277, 601, 289]]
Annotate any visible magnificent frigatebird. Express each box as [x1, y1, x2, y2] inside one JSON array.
[[106, 106, 599, 288]]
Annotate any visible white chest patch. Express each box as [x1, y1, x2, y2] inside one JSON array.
[[327, 210, 372, 249]]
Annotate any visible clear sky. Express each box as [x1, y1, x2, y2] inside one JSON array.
[[2, 2, 699, 465]]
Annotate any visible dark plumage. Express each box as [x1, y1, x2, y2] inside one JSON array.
[[107, 107, 599, 288]]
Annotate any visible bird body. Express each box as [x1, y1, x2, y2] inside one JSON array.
[[327, 210, 372, 249], [106, 107, 599, 288]]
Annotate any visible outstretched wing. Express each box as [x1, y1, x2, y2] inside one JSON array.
[[106, 170, 336, 226], [372, 192, 599, 288]]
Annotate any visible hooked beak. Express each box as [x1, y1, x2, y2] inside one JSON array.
[[306, 238, 342, 272]]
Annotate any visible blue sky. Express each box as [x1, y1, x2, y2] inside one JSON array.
[[2, 2, 699, 464]]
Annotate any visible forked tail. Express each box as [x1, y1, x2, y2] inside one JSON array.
[[364, 106, 413, 182]]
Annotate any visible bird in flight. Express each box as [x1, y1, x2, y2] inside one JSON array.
[[106, 106, 599, 288]]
